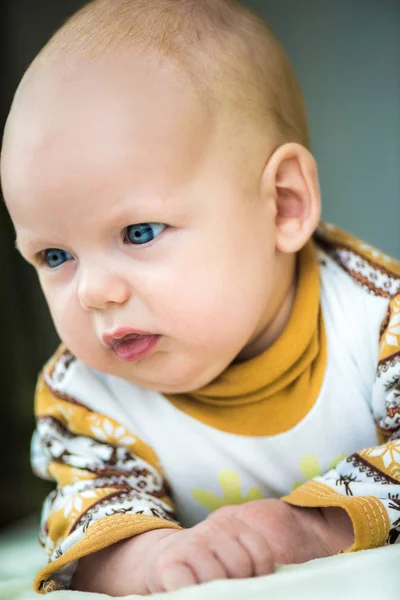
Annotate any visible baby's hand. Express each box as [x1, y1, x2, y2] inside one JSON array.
[[72, 514, 272, 596], [143, 498, 354, 593], [144, 512, 274, 593]]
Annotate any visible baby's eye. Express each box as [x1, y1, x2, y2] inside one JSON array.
[[124, 223, 166, 245], [41, 248, 73, 268]]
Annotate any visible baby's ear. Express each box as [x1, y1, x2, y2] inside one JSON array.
[[261, 143, 321, 253]]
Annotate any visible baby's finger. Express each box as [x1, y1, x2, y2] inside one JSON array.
[[159, 563, 198, 592], [237, 528, 275, 576], [187, 545, 229, 584], [209, 533, 253, 579]]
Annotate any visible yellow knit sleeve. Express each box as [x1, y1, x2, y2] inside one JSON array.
[[283, 292, 400, 552], [32, 350, 181, 593]]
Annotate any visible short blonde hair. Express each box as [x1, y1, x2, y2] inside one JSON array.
[[37, 0, 310, 149]]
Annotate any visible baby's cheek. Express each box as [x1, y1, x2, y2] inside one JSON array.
[[165, 293, 250, 355], [48, 295, 92, 352], [159, 289, 225, 342]]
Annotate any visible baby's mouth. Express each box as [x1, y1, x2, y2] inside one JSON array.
[[103, 330, 160, 362]]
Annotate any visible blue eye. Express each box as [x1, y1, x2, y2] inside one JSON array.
[[125, 223, 166, 245], [42, 248, 73, 268]]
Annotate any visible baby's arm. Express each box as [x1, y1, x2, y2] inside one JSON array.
[[72, 528, 179, 595], [32, 353, 181, 593]]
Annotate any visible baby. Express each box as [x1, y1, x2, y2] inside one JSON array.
[[1, 0, 400, 596]]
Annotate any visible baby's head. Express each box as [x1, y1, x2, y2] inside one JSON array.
[[1, 0, 320, 393]]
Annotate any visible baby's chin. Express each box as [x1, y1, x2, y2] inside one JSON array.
[[123, 361, 224, 394], [90, 349, 226, 394]]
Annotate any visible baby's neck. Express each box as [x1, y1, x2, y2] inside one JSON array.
[[236, 252, 297, 362]]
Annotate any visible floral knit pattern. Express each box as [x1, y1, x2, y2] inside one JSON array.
[[32, 356, 179, 592]]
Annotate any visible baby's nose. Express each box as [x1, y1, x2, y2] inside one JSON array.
[[78, 266, 131, 311]]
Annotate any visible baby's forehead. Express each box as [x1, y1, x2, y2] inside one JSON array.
[[4, 47, 209, 154], [1, 50, 220, 222]]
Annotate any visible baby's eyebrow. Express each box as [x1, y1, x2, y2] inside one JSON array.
[[14, 235, 42, 255], [14, 237, 45, 262], [14, 238, 35, 258]]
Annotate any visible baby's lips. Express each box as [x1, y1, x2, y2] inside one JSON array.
[[102, 327, 156, 348], [102, 329, 161, 362]]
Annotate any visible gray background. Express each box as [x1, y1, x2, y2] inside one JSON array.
[[249, 0, 400, 257]]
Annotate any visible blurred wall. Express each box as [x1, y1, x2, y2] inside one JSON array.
[[0, 0, 399, 528], [249, 0, 400, 258], [0, 0, 85, 529]]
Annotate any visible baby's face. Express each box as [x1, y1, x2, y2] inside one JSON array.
[[2, 55, 279, 393]]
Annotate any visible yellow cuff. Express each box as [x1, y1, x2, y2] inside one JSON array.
[[35, 514, 182, 594], [282, 480, 390, 552]]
